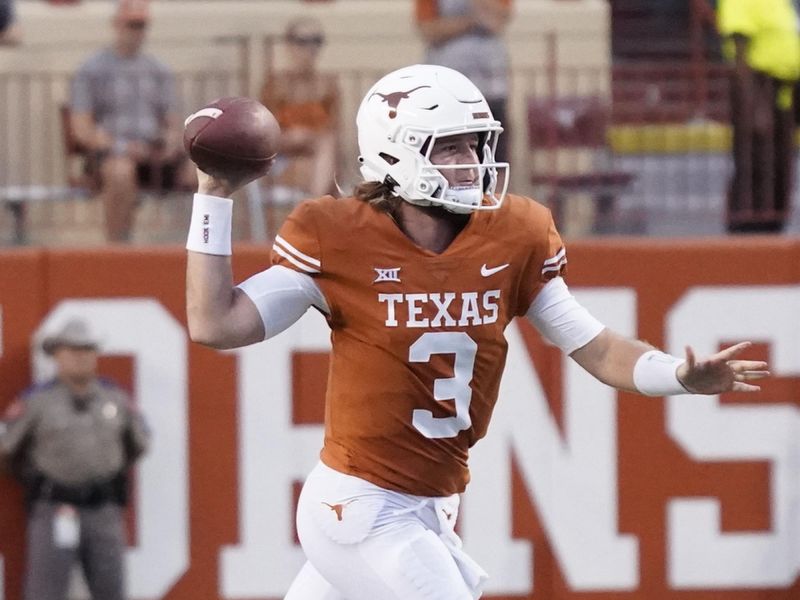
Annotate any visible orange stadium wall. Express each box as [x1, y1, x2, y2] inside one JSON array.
[[0, 240, 799, 600]]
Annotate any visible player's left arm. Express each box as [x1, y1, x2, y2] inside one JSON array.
[[527, 278, 769, 396], [524, 208, 767, 396], [570, 329, 769, 395]]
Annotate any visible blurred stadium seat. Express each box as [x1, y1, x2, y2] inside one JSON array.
[[528, 95, 636, 236]]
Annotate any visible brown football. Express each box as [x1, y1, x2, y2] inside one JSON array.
[[183, 97, 281, 182]]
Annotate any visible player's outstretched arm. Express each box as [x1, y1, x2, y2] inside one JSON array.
[[186, 169, 265, 349], [570, 330, 769, 396]]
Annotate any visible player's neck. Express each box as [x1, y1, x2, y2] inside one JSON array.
[[394, 202, 469, 255]]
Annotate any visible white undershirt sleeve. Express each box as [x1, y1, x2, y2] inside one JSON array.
[[237, 265, 330, 340], [525, 276, 605, 355]]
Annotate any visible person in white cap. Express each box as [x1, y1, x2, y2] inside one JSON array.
[[0, 317, 149, 600]]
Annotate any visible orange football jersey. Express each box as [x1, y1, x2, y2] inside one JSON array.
[[271, 193, 565, 496]]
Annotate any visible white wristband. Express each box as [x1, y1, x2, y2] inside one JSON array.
[[633, 350, 688, 396], [186, 193, 233, 256]]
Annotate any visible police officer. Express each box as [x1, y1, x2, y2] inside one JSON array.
[[0, 317, 149, 600]]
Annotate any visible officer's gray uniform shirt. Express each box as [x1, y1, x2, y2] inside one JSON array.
[[0, 379, 149, 486]]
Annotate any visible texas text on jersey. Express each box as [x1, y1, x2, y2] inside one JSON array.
[[271, 192, 566, 497]]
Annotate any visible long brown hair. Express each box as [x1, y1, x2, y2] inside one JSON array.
[[353, 180, 403, 214]]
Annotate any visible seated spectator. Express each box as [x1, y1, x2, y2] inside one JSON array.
[[415, 0, 512, 164], [0, 0, 21, 45], [260, 17, 339, 200], [69, 0, 194, 242]]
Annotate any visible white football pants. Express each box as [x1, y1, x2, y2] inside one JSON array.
[[284, 461, 487, 600]]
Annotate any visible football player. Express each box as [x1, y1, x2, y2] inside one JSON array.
[[185, 65, 769, 600]]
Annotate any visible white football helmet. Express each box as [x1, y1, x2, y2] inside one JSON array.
[[356, 64, 509, 213]]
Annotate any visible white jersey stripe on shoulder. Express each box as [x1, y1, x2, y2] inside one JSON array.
[[543, 247, 567, 266], [275, 235, 321, 268], [541, 257, 567, 274], [272, 244, 321, 274]]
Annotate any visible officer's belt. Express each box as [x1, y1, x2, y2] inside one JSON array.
[[33, 476, 124, 507]]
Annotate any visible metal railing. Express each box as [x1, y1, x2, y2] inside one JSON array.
[[0, 35, 249, 245], [689, 0, 722, 118], [0, 34, 778, 246]]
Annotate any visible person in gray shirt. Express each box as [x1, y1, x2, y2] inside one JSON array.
[[0, 317, 150, 600], [416, 0, 512, 164], [69, 0, 193, 242]]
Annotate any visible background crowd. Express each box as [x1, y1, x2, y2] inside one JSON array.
[[0, 0, 798, 244]]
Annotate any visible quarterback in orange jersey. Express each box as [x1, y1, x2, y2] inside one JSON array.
[[185, 65, 769, 600]]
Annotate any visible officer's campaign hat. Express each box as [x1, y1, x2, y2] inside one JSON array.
[[42, 318, 100, 355]]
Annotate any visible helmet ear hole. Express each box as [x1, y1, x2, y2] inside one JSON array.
[[379, 152, 399, 165]]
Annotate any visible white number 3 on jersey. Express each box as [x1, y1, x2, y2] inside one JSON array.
[[409, 331, 477, 439]]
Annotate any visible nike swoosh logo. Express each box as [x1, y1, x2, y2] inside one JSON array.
[[481, 263, 509, 277]]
